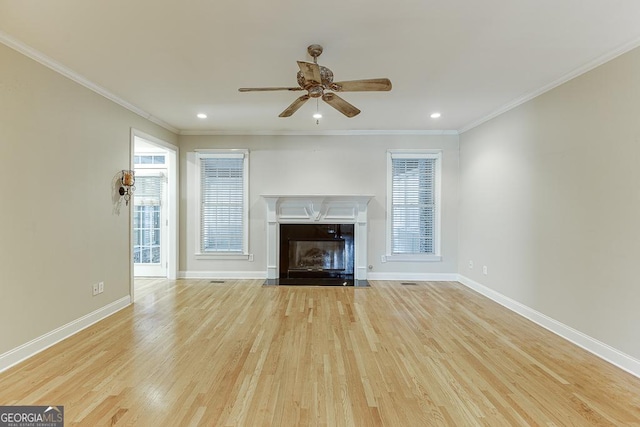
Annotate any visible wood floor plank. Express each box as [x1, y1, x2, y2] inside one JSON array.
[[1, 279, 640, 426]]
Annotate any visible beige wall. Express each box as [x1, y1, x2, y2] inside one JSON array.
[[0, 43, 177, 355], [459, 46, 640, 359], [178, 134, 459, 278]]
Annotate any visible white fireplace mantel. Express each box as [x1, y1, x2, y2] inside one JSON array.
[[262, 195, 373, 281]]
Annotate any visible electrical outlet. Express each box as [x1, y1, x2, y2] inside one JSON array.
[[92, 283, 99, 296], [248, 254, 254, 262], [483, 266, 488, 275], [469, 260, 473, 269], [98, 282, 104, 293]]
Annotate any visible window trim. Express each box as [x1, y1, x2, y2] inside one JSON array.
[[385, 149, 442, 262], [194, 149, 250, 260]]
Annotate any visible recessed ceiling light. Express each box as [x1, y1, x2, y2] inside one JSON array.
[[313, 113, 322, 119], [197, 113, 207, 119], [430, 112, 441, 119]]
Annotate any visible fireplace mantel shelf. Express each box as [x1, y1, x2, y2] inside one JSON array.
[[261, 194, 374, 199], [261, 194, 374, 206]]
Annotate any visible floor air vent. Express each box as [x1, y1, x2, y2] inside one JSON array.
[[210, 280, 225, 284], [401, 282, 418, 286]]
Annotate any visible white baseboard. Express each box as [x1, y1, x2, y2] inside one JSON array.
[[0, 296, 131, 373], [178, 271, 267, 280], [178, 271, 459, 282], [367, 272, 459, 281], [457, 275, 640, 379]]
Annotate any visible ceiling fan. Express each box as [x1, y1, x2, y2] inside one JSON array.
[[238, 44, 392, 118]]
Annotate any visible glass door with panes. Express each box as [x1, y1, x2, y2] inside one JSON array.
[[133, 161, 167, 277]]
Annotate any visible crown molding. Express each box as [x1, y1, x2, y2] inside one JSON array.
[[179, 129, 459, 136], [8, 26, 640, 138], [0, 34, 455, 139], [0, 31, 179, 135], [458, 35, 640, 134]]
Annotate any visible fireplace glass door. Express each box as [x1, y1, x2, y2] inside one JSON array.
[[289, 240, 346, 272], [280, 224, 354, 282]]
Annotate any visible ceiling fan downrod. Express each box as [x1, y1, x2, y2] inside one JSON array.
[[307, 44, 323, 64]]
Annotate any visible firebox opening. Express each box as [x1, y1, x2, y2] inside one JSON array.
[[279, 223, 355, 285]]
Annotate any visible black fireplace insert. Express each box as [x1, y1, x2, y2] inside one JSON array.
[[278, 223, 355, 285]]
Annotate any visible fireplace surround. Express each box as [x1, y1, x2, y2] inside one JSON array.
[[262, 195, 372, 286]]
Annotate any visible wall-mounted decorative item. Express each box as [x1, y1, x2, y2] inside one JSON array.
[[118, 170, 136, 205]]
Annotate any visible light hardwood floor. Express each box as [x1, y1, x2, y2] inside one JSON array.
[[1, 279, 640, 426]]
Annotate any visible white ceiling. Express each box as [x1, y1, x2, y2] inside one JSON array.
[[2, 0, 640, 134]]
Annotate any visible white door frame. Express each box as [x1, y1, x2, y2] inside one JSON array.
[[130, 129, 179, 300]]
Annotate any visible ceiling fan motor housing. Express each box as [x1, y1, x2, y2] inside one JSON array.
[[297, 66, 334, 89], [307, 86, 323, 98]]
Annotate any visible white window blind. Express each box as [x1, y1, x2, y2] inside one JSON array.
[[199, 154, 245, 253], [391, 156, 437, 255], [134, 173, 165, 206]]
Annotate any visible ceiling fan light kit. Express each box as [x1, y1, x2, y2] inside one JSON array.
[[239, 44, 392, 119]]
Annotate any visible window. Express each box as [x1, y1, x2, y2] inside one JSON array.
[[196, 150, 249, 257], [386, 150, 441, 262], [134, 154, 165, 165]]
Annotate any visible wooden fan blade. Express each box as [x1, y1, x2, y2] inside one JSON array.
[[239, 87, 303, 92], [279, 95, 310, 117], [322, 93, 360, 118], [331, 78, 392, 92], [297, 61, 322, 84]]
